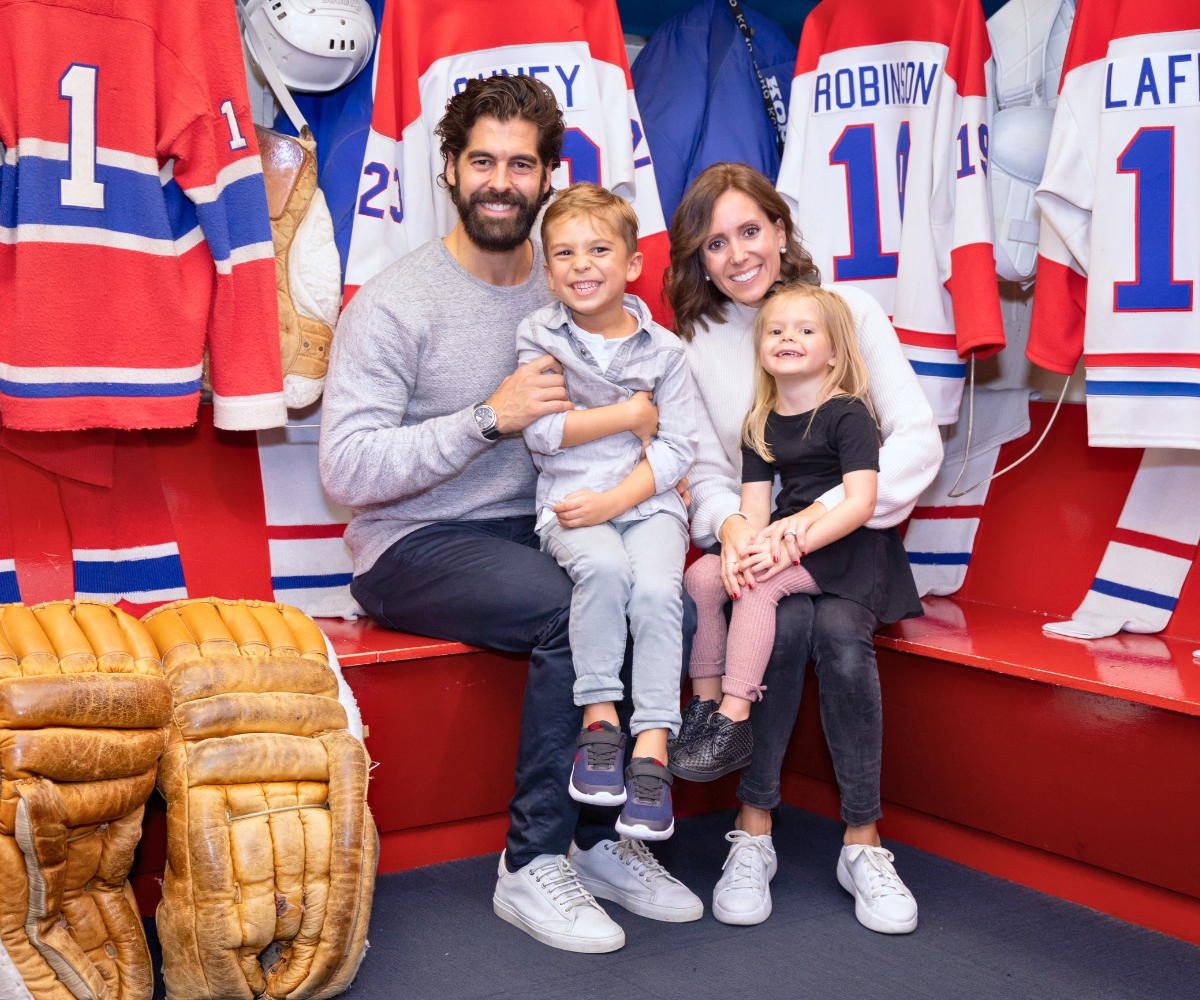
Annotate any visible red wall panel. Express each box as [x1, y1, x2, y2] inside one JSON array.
[[872, 648, 1200, 899], [960, 402, 1142, 617]]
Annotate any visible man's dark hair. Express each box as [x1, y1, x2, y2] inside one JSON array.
[[434, 75, 565, 186]]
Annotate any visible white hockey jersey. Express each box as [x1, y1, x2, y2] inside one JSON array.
[[342, 0, 670, 321], [777, 0, 1006, 426], [1028, 0, 1200, 449]]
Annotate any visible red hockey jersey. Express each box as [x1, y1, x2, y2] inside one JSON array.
[[342, 0, 671, 322], [0, 0, 285, 431], [1028, 0, 1200, 449], [776, 0, 1005, 425]]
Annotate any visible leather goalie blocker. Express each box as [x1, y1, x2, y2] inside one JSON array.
[[141, 598, 376, 1000], [0, 601, 172, 1000]]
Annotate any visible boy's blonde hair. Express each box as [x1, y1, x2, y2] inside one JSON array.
[[741, 283, 871, 462], [540, 182, 639, 254]]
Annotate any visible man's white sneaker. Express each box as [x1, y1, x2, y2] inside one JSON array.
[[492, 851, 625, 953], [712, 830, 777, 926], [836, 844, 919, 934], [568, 838, 703, 922]]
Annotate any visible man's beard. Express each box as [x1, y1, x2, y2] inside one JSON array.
[[449, 184, 542, 253]]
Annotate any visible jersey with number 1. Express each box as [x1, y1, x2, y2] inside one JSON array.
[[1028, 0, 1200, 449], [0, 0, 285, 432], [341, 0, 670, 321], [776, 0, 1005, 425]]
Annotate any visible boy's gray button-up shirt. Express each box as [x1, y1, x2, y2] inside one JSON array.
[[517, 294, 698, 528]]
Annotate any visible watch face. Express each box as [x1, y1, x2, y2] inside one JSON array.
[[475, 405, 496, 431]]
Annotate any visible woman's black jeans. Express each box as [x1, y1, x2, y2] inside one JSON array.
[[733, 592, 884, 827]]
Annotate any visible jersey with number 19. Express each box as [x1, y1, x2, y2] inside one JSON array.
[[341, 0, 670, 320], [0, 0, 285, 432], [1028, 0, 1200, 449], [777, 0, 1005, 425]]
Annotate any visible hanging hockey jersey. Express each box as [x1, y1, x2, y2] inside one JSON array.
[[342, 0, 670, 321], [777, 0, 1006, 425], [1027, 0, 1200, 449], [0, 0, 285, 432]]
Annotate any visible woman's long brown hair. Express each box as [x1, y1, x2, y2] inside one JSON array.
[[665, 162, 820, 342]]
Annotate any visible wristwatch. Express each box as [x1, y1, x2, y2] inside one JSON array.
[[473, 402, 500, 441]]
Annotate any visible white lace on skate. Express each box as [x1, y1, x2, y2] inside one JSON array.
[[843, 845, 911, 901], [529, 855, 604, 913], [609, 837, 685, 887], [720, 829, 777, 892]]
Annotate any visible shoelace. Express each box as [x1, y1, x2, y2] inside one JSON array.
[[844, 845, 909, 900], [530, 856, 601, 912], [585, 740, 621, 770], [719, 830, 776, 892], [629, 770, 664, 804], [610, 837, 683, 885]]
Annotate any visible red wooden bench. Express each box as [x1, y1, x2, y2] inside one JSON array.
[[5, 405, 1185, 941]]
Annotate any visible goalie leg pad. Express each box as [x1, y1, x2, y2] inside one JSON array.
[[144, 599, 377, 1000]]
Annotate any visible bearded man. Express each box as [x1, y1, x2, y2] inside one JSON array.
[[320, 75, 701, 953]]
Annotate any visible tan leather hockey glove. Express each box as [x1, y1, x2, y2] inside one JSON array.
[[142, 598, 376, 1000], [0, 601, 172, 1000]]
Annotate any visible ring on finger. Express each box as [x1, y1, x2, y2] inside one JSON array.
[[783, 529, 797, 537]]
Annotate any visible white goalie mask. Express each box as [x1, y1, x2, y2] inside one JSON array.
[[242, 0, 376, 94], [986, 0, 1076, 283]]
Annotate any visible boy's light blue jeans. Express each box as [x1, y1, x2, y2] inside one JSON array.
[[541, 512, 688, 737]]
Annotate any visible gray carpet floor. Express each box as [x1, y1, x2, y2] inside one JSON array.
[[145, 805, 1200, 1000]]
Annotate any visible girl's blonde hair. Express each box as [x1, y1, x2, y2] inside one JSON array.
[[741, 283, 871, 462]]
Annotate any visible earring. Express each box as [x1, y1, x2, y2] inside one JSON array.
[[780, 247, 786, 254], [704, 274, 711, 281]]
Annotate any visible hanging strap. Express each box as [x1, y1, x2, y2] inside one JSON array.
[[237, 0, 310, 135], [724, 0, 786, 156], [946, 354, 1072, 498]]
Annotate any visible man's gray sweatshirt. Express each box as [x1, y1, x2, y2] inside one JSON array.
[[319, 238, 553, 577]]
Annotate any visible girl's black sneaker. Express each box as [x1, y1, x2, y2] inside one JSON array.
[[667, 695, 719, 755], [667, 713, 754, 782]]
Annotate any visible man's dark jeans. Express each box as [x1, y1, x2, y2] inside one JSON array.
[[351, 516, 696, 870]]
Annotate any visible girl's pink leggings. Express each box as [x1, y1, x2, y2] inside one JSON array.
[[684, 553, 820, 702]]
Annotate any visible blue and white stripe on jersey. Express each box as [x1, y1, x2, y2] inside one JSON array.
[[0, 140, 273, 266], [1084, 356, 1200, 398], [73, 542, 188, 606], [0, 362, 203, 400], [0, 559, 20, 604]]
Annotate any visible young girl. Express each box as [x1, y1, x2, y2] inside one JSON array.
[[670, 282, 921, 781]]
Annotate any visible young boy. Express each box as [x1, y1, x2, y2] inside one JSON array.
[[517, 183, 697, 840]]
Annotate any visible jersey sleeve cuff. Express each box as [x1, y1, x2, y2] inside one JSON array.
[[212, 391, 288, 430]]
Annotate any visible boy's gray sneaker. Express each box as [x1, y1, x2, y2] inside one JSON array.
[[712, 830, 777, 926], [493, 851, 625, 953], [569, 838, 703, 922], [569, 721, 627, 806]]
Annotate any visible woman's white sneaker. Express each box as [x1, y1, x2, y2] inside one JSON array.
[[568, 837, 704, 922], [712, 830, 777, 925], [836, 844, 918, 934], [493, 851, 626, 953]]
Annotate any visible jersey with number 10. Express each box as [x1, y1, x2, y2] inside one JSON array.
[[1028, 1, 1200, 449], [0, 0, 284, 432], [341, 0, 669, 320], [777, 0, 1005, 425]]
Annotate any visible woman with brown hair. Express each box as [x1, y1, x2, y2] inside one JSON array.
[[665, 163, 941, 932]]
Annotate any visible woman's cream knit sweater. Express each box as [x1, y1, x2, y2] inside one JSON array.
[[684, 285, 944, 548]]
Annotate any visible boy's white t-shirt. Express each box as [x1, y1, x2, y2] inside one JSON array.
[[568, 314, 635, 374]]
